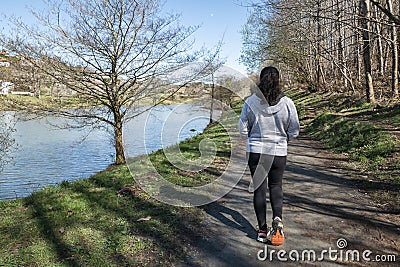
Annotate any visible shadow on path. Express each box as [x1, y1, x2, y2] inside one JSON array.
[[201, 201, 255, 239]]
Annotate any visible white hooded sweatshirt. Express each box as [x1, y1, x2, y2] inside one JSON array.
[[238, 93, 300, 156]]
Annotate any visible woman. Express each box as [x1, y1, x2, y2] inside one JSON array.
[[238, 66, 300, 245]]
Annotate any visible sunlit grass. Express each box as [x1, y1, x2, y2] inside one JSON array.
[[0, 112, 237, 266], [288, 88, 400, 209], [0, 165, 205, 266], [306, 112, 397, 164], [0, 100, 243, 265]]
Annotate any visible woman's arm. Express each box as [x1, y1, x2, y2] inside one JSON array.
[[238, 102, 250, 139], [287, 100, 300, 140]]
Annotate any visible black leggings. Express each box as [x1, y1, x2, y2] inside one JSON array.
[[248, 153, 286, 229]]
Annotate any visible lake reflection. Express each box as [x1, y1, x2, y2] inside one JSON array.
[[0, 104, 211, 201]]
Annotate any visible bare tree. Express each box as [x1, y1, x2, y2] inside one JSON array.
[[360, 0, 376, 103], [3, 0, 217, 165], [204, 50, 225, 125], [386, 0, 399, 96], [370, 0, 400, 24]]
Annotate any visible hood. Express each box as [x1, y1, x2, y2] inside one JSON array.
[[247, 93, 287, 115]]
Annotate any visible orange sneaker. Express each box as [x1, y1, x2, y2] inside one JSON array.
[[268, 218, 285, 246]]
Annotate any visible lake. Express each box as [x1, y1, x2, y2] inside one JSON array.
[[0, 104, 212, 201]]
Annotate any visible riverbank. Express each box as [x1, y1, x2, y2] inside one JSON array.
[[0, 104, 236, 266], [0, 103, 212, 201], [0, 94, 92, 111], [0, 165, 204, 266], [0, 91, 212, 112]]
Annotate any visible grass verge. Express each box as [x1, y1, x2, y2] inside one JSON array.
[[0, 166, 205, 266], [0, 104, 241, 266], [289, 88, 400, 210]]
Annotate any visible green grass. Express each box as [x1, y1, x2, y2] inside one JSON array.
[[148, 121, 231, 187], [0, 166, 205, 266], [306, 112, 396, 162], [288, 88, 400, 209], [0, 104, 240, 266]]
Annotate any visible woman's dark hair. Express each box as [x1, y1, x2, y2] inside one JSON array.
[[258, 66, 282, 105]]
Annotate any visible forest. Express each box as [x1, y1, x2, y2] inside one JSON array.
[[241, 0, 400, 103]]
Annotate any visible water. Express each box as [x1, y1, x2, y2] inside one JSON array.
[[0, 104, 212, 201]]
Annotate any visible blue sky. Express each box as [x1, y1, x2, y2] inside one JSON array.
[[1, 0, 250, 74], [163, 0, 249, 74]]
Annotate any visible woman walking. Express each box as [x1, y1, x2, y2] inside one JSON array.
[[238, 66, 300, 245]]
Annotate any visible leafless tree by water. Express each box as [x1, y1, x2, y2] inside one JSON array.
[[2, 0, 220, 165]]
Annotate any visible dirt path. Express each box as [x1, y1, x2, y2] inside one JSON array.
[[183, 134, 400, 266]]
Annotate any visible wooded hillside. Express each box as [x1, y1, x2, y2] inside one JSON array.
[[242, 0, 400, 103]]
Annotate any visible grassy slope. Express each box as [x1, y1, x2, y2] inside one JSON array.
[[0, 167, 202, 266], [290, 88, 400, 210], [0, 104, 238, 266]]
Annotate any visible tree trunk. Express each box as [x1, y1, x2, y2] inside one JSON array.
[[375, 6, 385, 77], [316, 0, 322, 91], [354, 1, 363, 84], [209, 73, 215, 125], [387, 0, 399, 97], [336, 0, 348, 89], [360, 0, 376, 103], [113, 113, 126, 165]]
